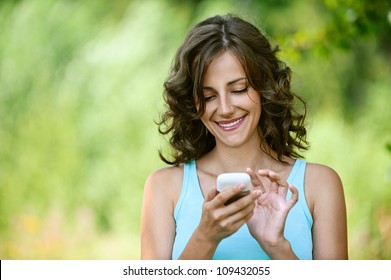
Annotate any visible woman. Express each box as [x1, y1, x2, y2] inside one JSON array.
[[140, 14, 348, 260]]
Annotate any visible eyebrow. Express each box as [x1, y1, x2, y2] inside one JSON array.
[[203, 77, 247, 89]]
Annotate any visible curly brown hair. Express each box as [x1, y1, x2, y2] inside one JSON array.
[[158, 14, 308, 166]]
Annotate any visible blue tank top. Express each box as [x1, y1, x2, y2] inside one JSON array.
[[172, 159, 313, 260]]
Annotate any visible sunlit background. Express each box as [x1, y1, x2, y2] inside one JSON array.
[[0, 0, 390, 259]]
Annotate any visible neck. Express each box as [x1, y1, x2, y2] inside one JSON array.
[[206, 140, 279, 174]]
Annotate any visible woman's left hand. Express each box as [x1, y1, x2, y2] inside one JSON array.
[[245, 168, 298, 255]]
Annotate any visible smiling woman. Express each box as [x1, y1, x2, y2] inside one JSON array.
[[199, 52, 261, 149], [140, 14, 348, 260]]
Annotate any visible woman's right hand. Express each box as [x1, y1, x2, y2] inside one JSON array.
[[178, 183, 261, 259], [195, 184, 262, 245]]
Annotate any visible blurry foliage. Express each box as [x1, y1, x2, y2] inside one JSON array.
[[322, 0, 391, 51], [0, 0, 390, 259]]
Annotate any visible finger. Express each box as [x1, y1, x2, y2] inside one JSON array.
[[227, 209, 254, 235], [223, 189, 260, 214], [235, 207, 255, 226], [278, 184, 288, 197], [246, 167, 266, 193], [257, 170, 277, 193], [208, 192, 257, 234], [246, 167, 262, 185], [243, 210, 254, 223], [268, 170, 289, 187], [204, 186, 218, 203], [223, 214, 251, 235], [258, 169, 288, 187], [287, 184, 299, 208], [220, 199, 256, 230], [214, 183, 247, 206]]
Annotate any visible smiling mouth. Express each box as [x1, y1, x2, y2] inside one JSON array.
[[216, 116, 245, 130]]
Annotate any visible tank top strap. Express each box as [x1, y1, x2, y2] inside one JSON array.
[[287, 159, 312, 226], [287, 159, 306, 190], [174, 160, 198, 220]]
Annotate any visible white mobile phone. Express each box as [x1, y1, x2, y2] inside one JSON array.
[[217, 173, 251, 205], [216, 173, 251, 192]]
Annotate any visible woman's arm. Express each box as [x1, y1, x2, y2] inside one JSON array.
[[306, 164, 348, 259], [140, 168, 180, 259]]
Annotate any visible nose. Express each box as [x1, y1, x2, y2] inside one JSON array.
[[218, 94, 234, 117]]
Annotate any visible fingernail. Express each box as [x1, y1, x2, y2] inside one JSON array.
[[255, 190, 262, 196]]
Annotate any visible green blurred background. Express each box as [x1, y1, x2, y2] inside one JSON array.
[[0, 0, 390, 259]]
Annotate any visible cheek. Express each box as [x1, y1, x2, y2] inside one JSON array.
[[199, 107, 216, 134], [248, 91, 262, 120], [200, 101, 214, 120], [200, 112, 211, 127], [200, 115, 216, 136], [247, 89, 261, 104]]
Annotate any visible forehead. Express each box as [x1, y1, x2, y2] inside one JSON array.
[[203, 51, 246, 86]]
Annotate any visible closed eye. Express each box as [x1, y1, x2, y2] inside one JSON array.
[[204, 95, 216, 102], [232, 87, 248, 94]]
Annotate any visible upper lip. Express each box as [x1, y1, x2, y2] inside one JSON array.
[[215, 116, 245, 125]]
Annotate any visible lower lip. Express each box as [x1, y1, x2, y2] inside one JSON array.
[[217, 117, 245, 131]]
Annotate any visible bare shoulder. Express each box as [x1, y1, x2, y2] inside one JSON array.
[[143, 165, 184, 206], [304, 162, 348, 259], [141, 165, 184, 259], [304, 162, 345, 214], [145, 165, 184, 186], [305, 162, 342, 186]]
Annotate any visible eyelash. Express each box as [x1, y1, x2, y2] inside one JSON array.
[[232, 87, 248, 94], [203, 87, 248, 102], [204, 96, 215, 102]]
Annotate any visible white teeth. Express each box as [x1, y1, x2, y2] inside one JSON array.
[[219, 118, 241, 128]]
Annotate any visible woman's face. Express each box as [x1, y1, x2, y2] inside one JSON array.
[[200, 51, 262, 148]]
